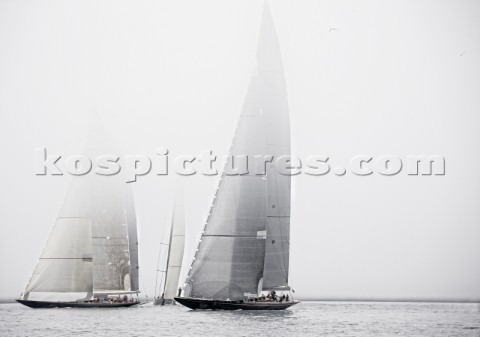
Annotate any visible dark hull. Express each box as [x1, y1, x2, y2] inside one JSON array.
[[174, 297, 299, 311], [16, 299, 140, 309]]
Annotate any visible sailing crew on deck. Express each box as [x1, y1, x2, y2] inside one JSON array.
[[270, 291, 277, 301]]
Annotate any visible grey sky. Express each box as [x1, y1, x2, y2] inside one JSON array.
[[0, 0, 479, 300]]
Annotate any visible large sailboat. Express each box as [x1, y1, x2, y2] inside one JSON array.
[[175, 3, 298, 311], [17, 134, 141, 308], [153, 190, 186, 305]]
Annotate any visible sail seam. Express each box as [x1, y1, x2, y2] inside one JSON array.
[[202, 234, 263, 238], [39, 258, 92, 260], [91, 236, 126, 239]]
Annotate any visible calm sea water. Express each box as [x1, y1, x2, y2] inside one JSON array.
[[1, 301, 479, 337]]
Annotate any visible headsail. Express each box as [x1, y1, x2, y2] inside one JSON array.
[[125, 189, 140, 292], [24, 178, 94, 301], [163, 191, 186, 300], [184, 3, 291, 300]]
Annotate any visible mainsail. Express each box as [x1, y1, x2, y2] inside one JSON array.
[[23, 137, 139, 301], [89, 173, 139, 295], [184, 3, 291, 300]]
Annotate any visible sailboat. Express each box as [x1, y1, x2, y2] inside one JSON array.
[[153, 191, 186, 305], [175, 3, 298, 311], [17, 135, 141, 308]]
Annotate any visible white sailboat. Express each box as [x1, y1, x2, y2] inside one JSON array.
[[175, 2, 298, 310], [17, 130, 141, 308], [153, 190, 185, 305]]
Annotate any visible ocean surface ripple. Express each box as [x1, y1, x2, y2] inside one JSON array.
[[1, 301, 479, 337]]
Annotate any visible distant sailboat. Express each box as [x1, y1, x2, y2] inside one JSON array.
[[17, 132, 141, 309], [175, 3, 298, 310], [153, 190, 185, 305]]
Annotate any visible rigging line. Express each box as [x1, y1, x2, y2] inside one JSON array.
[[39, 257, 91, 260], [269, 237, 289, 283], [139, 268, 149, 299], [162, 215, 174, 296], [271, 156, 289, 284], [187, 173, 224, 281], [203, 234, 262, 238], [275, 162, 290, 283], [268, 238, 289, 284], [280, 238, 289, 282], [278, 222, 289, 282], [92, 236, 128, 239], [154, 224, 167, 298], [276, 214, 289, 281], [228, 175, 265, 179], [280, 210, 290, 281], [288, 245, 294, 295]]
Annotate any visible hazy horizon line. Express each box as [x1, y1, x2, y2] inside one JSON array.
[[1, 297, 478, 304]]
